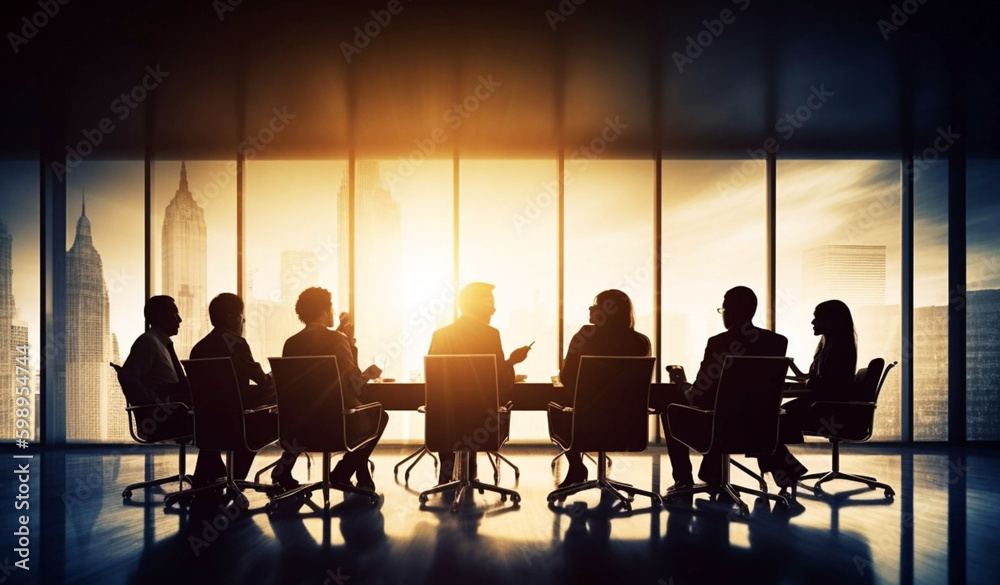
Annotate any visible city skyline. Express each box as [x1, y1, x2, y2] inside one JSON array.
[[0, 158, 996, 441]]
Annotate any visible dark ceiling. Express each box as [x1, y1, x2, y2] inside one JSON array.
[[1, 0, 997, 159]]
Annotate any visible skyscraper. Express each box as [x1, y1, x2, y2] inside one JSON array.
[[802, 245, 887, 308], [65, 196, 127, 441], [162, 161, 208, 359], [0, 219, 15, 439]]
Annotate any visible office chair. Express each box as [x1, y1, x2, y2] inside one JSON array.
[[163, 357, 278, 509], [110, 362, 195, 501], [664, 356, 792, 518], [798, 358, 897, 499], [268, 356, 383, 511], [546, 356, 661, 511], [418, 354, 521, 513]]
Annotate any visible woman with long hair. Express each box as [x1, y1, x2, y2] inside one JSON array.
[[760, 299, 858, 496], [554, 289, 651, 488]]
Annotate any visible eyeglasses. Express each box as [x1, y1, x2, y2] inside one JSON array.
[[716, 307, 725, 314]]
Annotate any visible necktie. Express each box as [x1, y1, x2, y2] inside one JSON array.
[[166, 340, 191, 396]]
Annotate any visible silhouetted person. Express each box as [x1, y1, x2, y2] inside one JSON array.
[[118, 296, 193, 438], [190, 292, 277, 489], [758, 299, 858, 494], [428, 282, 531, 484], [120, 296, 190, 405], [555, 289, 651, 488], [279, 287, 387, 491], [661, 286, 787, 494]]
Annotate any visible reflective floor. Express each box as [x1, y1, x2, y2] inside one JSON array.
[[0, 443, 996, 584]]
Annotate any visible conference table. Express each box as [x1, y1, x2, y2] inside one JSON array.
[[363, 381, 812, 413]]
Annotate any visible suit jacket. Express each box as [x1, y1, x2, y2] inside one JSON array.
[[560, 325, 652, 394], [428, 315, 515, 401], [686, 321, 788, 409], [282, 324, 368, 408], [119, 328, 188, 406], [190, 328, 272, 406]]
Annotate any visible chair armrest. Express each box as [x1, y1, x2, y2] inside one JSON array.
[[344, 402, 382, 415], [244, 403, 277, 415], [126, 401, 190, 412], [667, 403, 714, 416], [498, 400, 514, 413], [547, 401, 573, 413]]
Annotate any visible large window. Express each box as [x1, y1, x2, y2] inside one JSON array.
[[460, 159, 558, 441], [966, 160, 1000, 440], [777, 160, 901, 440], [152, 160, 237, 360], [65, 161, 145, 442], [565, 160, 655, 354], [0, 161, 41, 441], [660, 160, 767, 383], [243, 160, 346, 363], [913, 161, 949, 440], [355, 158, 453, 442]]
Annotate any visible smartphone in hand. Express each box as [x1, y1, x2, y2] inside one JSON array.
[[362, 364, 383, 380]]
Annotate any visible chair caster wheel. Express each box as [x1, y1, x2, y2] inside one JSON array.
[[419, 495, 429, 504], [884, 489, 895, 498], [501, 494, 507, 502], [122, 490, 133, 499], [546, 495, 557, 503], [512, 495, 521, 504], [478, 488, 485, 495]]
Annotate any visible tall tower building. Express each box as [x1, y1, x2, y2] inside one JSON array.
[[337, 161, 402, 377], [65, 196, 126, 441], [162, 161, 208, 359], [281, 249, 319, 303], [0, 219, 14, 439]]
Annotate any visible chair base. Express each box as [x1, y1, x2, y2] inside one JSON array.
[[394, 445, 438, 482], [268, 452, 379, 513], [799, 470, 895, 499], [123, 442, 194, 500], [663, 455, 788, 519], [122, 474, 194, 500], [163, 451, 276, 510], [800, 440, 895, 499], [486, 452, 520, 483], [547, 452, 660, 512], [419, 452, 520, 513]]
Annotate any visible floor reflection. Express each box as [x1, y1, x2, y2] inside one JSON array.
[[1, 446, 997, 584]]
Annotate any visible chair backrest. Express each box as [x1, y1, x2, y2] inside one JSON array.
[[851, 358, 885, 402], [569, 356, 656, 452], [710, 355, 790, 455], [268, 356, 349, 452], [110, 362, 189, 444], [423, 354, 500, 453], [181, 357, 246, 451]]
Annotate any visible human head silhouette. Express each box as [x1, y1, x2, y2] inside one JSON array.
[[208, 292, 245, 336], [721, 286, 757, 329], [812, 299, 854, 340], [295, 287, 335, 327], [459, 282, 496, 325], [144, 295, 181, 337], [590, 289, 635, 330]]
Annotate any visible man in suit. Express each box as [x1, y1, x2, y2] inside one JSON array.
[[428, 282, 531, 484], [118, 295, 192, 438], [661, 286, 788, 493], [189, 293, 278, 489], [278, 286, 387, 491]]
